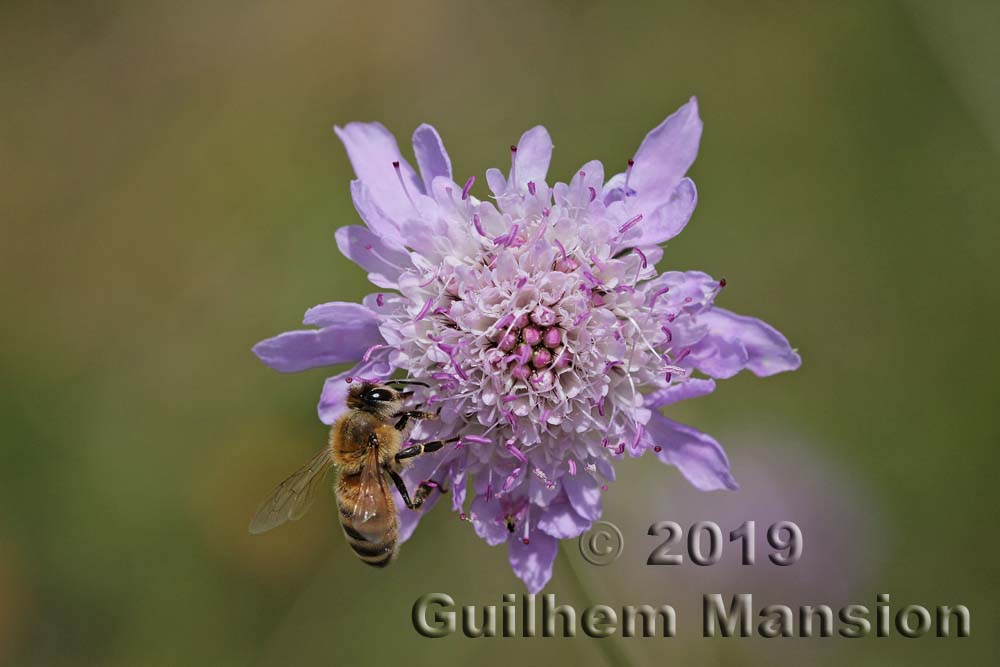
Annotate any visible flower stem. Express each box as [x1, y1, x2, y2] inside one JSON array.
[[556, 545, 633, 667]]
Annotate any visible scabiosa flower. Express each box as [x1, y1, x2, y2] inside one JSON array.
[[253, 98, 801, 593]]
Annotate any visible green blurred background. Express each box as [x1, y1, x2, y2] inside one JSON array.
[[2, 1, 998, 665]]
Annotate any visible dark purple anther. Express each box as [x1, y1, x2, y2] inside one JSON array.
[[543, 327, 562, 348], [515, 343, 532, 365], [522, 326, 542, 346], [498, 332, 517, 352], [531, 347, 552, 368]]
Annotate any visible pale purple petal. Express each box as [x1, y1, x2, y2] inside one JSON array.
[[513, 126, 553, 187], [624, 178, 698, 246], [334, 225, 411, 288], [644, 378, 716, 409], [647, 412, 738, 491], [412, 124, 452, 193], [302, 300, 380, 328], [470, 495, 508, 546], [252, 315, 382, 374], [693, 307, 801, 378], [335, 122, 423, 223], [630, 97, 702, 210], [562, 472, 603, 521], [395, 453, 448, 542], [537, 496, 591, 539], [508, 531, 558, 594], [350, 180, 405, 245]]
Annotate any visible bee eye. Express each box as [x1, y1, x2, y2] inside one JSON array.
[[365, 389, 392, 402]]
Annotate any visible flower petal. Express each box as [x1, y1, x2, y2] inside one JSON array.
[[630, 97, 702, 211], [350, 179, 405, 246], [562, 472, 603, 521], [537, 496, 591, 539], [513, 126, 553, 187], [470, 494, 508, 546], [693, 307, 802, 378], [335, 122, 423, 223], [302, 300, 380, 328], [252, 308, 383, 374], [625, 178, 698, 246], [411, 124, 452, 193], [395, 453, 450, 543], [508, 531, 558, 594], [644, 378, 716, 409], [334, 225, 411, 288], [647, 412, 738, 491]]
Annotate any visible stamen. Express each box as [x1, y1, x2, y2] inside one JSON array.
[[632, 424, 645, 452], [624, 158, 635, 192], [719, 278, 727, 288], [463, 435, 491, 445], [503, 466, 522, 492], [527, 181, 536, 196], [653, 445, 662, 453], [618, 214, 643, 234], [375, 293, 385, 307], [414, 298, 433, 321], [361, 344, 389, 362], [650, 286, 670, 308], [568, 460, 577, 476], [417, 268, 439, 288], [509, 145, 518, 185], [473, 213, 486, 237], [392, 161, 417, 210], [634, 247, 648, 268], [588, 186, 597, 202], [462, 176, 475, 200], [553, 238, 568, 262]]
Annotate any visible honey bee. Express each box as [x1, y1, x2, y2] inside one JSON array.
[[249, 379, 455, 567]]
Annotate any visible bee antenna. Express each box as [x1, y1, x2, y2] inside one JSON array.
[[387, 379, 430, 388]]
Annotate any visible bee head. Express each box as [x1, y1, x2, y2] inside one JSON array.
[[346, 381, 406, 416], [345, 378, 429, 416]]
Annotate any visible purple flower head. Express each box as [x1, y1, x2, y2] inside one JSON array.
[[253, 98, 801, 593]]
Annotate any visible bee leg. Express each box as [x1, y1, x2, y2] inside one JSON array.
[[413, 479, 448, 508], [392, 410, 438, 431], [388, 470, 417, 510], [394, 437, 460, 462]]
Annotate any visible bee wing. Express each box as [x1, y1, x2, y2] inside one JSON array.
[[248, 447, 334, 534], [351, 447, 383, 524]]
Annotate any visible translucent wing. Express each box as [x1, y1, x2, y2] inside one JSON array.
[[351, 446, 383, 524], [248, 447, 334, 534]]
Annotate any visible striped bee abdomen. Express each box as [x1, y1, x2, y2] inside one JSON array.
[[336, 474, 399, 568]]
